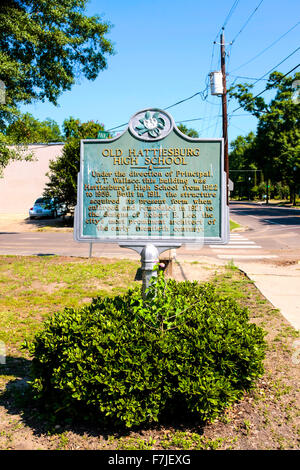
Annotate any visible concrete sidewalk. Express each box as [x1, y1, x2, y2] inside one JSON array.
[[233, 261, 300, 331], [163, 250, 300, 331]]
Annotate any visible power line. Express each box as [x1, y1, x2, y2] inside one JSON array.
[[100, 13, 300, 137], [164, 91, 203, 111], [228, 74, 269, 81], [108, 28, 298, 134], [222, 0, 240, 30], [228, 47, 300, 94], [212, 103, 222, 138], [213, 0, 240, 43], [107, 88, 208, 132], [229, 122, 252, 134], [176, 114, 249, 124], [107, 121, 128, 132], [231, 0, 264, 45], [198, 121, 224, 136], [230, 63, 300, 114], [249, 47, 300, 87], [177, 116, 218, 124], [200, 85, 213, 135], [209, 0, 240, 75], [253, 63, 300, 96], [106, 113, 251, 135], [226, 0, 264, 80], [230, 20, 300, 73], [206, 2, 241, 139], [106, 49, 300, 132], [208, 41, 216, 73]]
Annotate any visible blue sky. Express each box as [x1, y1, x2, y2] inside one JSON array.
[[22, 0, 300, 147]]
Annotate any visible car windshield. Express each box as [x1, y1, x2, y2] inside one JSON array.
[[35, 198, 51, 204]]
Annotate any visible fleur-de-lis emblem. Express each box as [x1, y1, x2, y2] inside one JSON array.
[[135, 111, 166, 137]]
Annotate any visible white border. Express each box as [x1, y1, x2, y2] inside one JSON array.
[[74, 111, 229, 245]]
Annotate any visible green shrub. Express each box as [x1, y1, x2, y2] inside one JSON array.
[[24, 270, 266, 428], [250, 185, 259, 200]]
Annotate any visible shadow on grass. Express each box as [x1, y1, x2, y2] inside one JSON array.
[[0, 355, 206, 442], [0, 355, 126, 439], [35, 253, 56, 257], [24, 215, 74, 230]]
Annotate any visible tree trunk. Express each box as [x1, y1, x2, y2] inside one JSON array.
[[289, 185, 293, 204], [293, 186, 296, 206]]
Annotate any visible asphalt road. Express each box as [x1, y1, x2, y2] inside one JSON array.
[[228, 202, 300, 262], [0, 202, 299, 263]]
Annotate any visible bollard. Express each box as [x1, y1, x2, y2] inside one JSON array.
[[140, 244, 159, 298], [119, 243, 181, 298]]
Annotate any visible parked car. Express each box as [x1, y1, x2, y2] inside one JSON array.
[[29, 197, 67, 219]]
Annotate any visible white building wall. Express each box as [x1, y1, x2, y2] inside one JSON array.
[[0, 144, 64, 215]]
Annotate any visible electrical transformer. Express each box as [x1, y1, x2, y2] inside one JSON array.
[[209, 71, 223, 96]]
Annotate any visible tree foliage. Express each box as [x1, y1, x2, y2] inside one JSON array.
[[229, 132, 261, 198], [44, 118, 109, 208], [177, 123, 199, 138], [5, 113, 63, 143], [229, 132, 257, 171], [0, 0, 114, 170], [229, 71, 300, 202]]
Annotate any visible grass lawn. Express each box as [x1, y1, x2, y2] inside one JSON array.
[[230, 219, 242, 231], [0, 256, 299, 450]]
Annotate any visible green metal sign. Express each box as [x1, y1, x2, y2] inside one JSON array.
[[74, 108, 229, 245], [97, 130, 110, 139]]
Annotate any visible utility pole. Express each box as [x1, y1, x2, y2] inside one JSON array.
[[220, 28, 229, 205]]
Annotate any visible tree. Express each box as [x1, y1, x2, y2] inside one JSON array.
[[44, 118, 110, 208], [6, 113, 63, 143], [229, 132, 260, 199], [177, 124, 199, 138], [0, 0, 114, 171], [229, 71, 300, 204], [229, 132, 257, 170]]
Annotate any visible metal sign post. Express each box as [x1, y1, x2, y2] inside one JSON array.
[[74, 108, 229, 295]]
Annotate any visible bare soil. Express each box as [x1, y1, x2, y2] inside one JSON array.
[[0, 213, 73, 233]]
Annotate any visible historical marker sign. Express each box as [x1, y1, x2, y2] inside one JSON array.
[[74, 108, 229, 246]]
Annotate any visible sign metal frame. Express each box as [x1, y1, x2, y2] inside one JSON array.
[[74, 109, 229, 247]]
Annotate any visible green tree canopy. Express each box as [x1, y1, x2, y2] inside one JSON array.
[[44, 118, 110, 208], [229, 132, 262, 199], [229, 71, 300, 203], [6, 113, 63, 143], [177, 123, 199, 138], [0, 0, 114, 171], [62, 116, 107, 140], [229, 132, 257, 171]]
